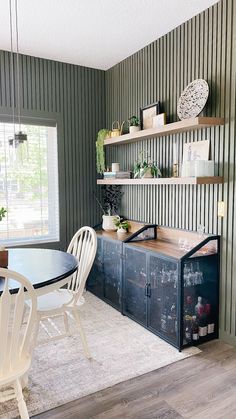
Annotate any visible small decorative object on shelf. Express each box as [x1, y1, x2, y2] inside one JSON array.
[[140, 101, 161, 130], [172, 163, 179, 177], [93, 185, 123, 231], [133, 150, 162, 179], [110, 121, 121, 137], [112, 163, 120, 172], [128, 115, 141, 134], [177, 79, 209, 120], [152, 113, 166, 128], [0, 246, 8, 268], [96, 129, 110, 174]]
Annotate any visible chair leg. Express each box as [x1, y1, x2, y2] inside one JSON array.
[[31, 314, 41, 351], [72, 309, 91, 359], [14, 379, 29, 419]]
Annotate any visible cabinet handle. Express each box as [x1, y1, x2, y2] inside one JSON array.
[[147, 283, 151, 297]]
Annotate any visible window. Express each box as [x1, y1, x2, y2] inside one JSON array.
[[0, 122, 59, 245]]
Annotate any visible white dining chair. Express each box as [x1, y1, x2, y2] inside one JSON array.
[[34, 226, 97, 358], [0, 268, 37, 419]]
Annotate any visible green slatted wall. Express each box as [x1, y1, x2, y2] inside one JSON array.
[[105, 0, 236, 345], [0, 52, 105, 250]]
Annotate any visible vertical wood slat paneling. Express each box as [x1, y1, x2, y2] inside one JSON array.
[[105, 0, 236, 344], [0, 51, 106, 250]]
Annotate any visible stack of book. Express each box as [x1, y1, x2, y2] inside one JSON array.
[[103, 171, 132, 179]]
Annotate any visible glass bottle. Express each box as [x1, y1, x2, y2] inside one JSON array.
[[191, 315, 199, 341], [205, 302, 215, 334], [185, 316, 192, 343], [195, 296, 204, 317]]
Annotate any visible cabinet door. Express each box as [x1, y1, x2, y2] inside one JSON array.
[[87, 237, 104, 298], [148, 254, 178, 346], [123, 245, 147, 326], [103, 239, 122, 310]]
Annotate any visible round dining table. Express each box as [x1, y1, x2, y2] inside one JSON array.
[[0, 248, 78, 295]]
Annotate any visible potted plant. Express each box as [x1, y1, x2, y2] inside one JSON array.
[[129, 115, 141, 134], [133, 150, 162, 179], [96, 129, 110, 175], [0, 207, 8, 267], [113, 218, 130, 235], [94, 186, 123, 231]]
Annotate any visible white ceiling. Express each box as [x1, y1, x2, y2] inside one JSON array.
[[0, 0, 219, 70]]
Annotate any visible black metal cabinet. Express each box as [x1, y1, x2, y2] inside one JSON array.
[[87, 236, 122, 310], [87, 236, 104, 299], [148, 253, 179, 347], [123, 246, 147, 325], [88, 231, 220, 351]]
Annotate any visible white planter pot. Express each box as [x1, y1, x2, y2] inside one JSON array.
[[140, 167, 153, 178], [129, 126, 140, 134], [117, 227, 127, 235], [102, 215, 120, 231]]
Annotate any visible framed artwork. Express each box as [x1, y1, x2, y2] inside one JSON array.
[[183, 140, 210, 161], [152, 113, 166, 128], [140, 101, 160, 130]]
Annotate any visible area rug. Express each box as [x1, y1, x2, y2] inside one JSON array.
[[0, 292, 200, 418]]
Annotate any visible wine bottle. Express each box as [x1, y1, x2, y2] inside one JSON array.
[[198, 313, 208, 337], [195, 296, 204, 317], [205, 303, 215, 334], [191, 315, 199, 341], [185, 316, 192, 343]]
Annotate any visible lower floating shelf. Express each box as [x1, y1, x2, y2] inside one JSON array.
[[97, 177, 223, 186]]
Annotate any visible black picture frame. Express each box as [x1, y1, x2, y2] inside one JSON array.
[[140, 101, 161, 130]]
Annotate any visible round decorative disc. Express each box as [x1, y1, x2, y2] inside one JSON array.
[[177, 79, 209, 120]]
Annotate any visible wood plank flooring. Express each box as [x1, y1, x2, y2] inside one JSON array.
[[33, 341, 236, 419]]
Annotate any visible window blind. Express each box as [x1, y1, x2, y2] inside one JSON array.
[[0, 122, 59, 246]]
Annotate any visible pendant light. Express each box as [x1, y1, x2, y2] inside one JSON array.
[[8, 0, 27, 149]]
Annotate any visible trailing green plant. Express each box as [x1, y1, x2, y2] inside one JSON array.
[[0, 207, 7, 222], [133, 150, 162, 179], [113, 218, 130, 231], [96, 129, 110, 174], [93, 186, 123, 215], [129, 115, 140, 127]]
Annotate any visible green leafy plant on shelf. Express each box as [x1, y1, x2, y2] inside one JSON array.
[[96, 129, 110, 174], [113, 218, 130, 231], [129, 115, 140, 127], [133, 150, 162, 179]]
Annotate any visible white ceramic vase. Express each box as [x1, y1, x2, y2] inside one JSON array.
[[102, 215, 120, 231]]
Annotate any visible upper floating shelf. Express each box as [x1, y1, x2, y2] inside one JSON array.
[[104, 117, 224, 146], [97, 177, 223, 186]]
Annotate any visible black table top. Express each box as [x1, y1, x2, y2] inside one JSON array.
[[0, 248, 78, 294]]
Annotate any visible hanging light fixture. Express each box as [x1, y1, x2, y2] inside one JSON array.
[[8, 0, 27, 149]]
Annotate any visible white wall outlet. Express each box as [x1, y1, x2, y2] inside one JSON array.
[[218, 201, 225, 217]]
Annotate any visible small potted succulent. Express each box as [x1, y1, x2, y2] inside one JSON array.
[[133, 150, 162, 179], [94, 186, 123, 231], [129, 115, 141, 134], [0, 207, 8, 267], [113, 218, 130, 235]]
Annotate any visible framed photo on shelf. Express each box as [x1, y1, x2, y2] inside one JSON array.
[[140, 101, 161, 130], [183, 140, 210, 161], [152, 113, 166, 128]]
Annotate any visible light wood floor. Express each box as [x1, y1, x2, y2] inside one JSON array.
[[33, 340, 236, 419]]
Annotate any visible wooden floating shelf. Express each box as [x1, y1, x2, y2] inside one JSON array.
[[97, 177, 223, 186], [104, 117, 224, 146]]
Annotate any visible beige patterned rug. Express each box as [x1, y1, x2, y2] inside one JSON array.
[[0, 293, 200, 418]]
